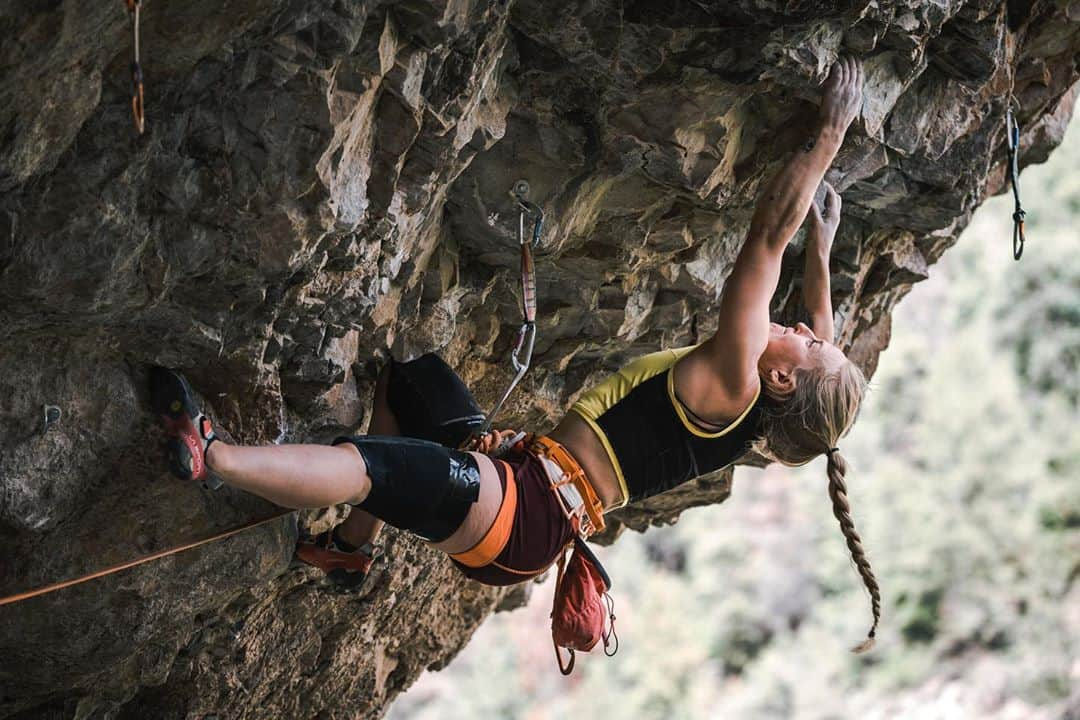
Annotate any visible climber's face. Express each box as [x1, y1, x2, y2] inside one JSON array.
[[759, 323, 846, 390]]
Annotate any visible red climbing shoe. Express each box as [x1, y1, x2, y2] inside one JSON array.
[[295, 529, 376, 593], [149, 367, 218, 484]]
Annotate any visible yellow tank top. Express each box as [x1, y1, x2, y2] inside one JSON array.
[[571, 345, 762, 508]]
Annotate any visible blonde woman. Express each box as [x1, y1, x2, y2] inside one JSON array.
[[153, 57, 877, 649]]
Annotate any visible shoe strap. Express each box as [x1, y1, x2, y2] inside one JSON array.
[[199, 416, 217, 443]]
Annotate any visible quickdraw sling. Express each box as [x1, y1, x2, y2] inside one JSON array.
[[1006, 107, 1026, 260], [123, 0, 145, 134]]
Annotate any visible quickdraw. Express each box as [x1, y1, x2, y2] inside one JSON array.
[[475, 180, 544, 440], [1006, 107, 1026, 260], [124, 0, 145, 134]]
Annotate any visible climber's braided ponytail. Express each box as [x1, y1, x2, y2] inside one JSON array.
[[752, 359, 877, 652], [826, 448, 879, 652]]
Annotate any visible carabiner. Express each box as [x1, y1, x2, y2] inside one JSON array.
[[513, 180, 544, 249], [516, 199, 544, 249], [511, 321, 536, 374]]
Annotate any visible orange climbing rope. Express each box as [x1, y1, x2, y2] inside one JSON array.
[[0, 510, 293, 606], [124, 0, 145, 134]]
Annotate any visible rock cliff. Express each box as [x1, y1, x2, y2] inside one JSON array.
[[1, 1, 1078, 718]]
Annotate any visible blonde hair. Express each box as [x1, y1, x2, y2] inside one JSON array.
[[751, 359, 878, 653]]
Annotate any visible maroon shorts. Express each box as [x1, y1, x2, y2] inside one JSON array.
[[450, 450, 576, 586]]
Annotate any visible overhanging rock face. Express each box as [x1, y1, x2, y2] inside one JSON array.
[[1, 1, 1078, 717]]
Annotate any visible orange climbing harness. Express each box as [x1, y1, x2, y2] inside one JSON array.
[[529, 434, 606, 538]]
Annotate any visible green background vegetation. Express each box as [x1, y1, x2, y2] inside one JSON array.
[[390, 119, 1080, 720]]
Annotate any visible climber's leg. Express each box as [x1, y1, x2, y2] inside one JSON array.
[[335, 364, 396, 547], [207, 441, 371, 508], [152, 365, 500, 547], [296, 365, 394, 590], [326, 435, 502, 550], [209, 437, 502, 551], [152, 366, 366, 505], [337, 355, 488, 546], [381, 354, 486, 448]]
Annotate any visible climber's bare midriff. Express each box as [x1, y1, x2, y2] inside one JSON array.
[[547, 412, 625, 512]]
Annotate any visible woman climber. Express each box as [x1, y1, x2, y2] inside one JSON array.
[[152, 57, 879, 650]]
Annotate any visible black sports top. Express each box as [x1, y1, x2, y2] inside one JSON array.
[[570, 346, 764, 506]]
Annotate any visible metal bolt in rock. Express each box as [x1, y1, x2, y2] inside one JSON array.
[[42, 405, 61, 434]]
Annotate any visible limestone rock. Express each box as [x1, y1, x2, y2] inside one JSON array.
[[1, 0, 1078, 717]]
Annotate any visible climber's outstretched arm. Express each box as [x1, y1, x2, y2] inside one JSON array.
[[803, 182, 841, 342], [701, 57, 863, 394]]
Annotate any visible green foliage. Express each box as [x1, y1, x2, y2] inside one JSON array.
[[390, 120, 1080, 720], [898, 588, 943, 644]]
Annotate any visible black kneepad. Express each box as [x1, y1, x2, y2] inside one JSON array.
[[388, 354, 485, 448], [412, 449, 481, 542], [340, 436, 482, 544]]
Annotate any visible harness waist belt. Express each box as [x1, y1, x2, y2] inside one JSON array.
[[528, 435, 606, 537], [449, 460, 518, 568]]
